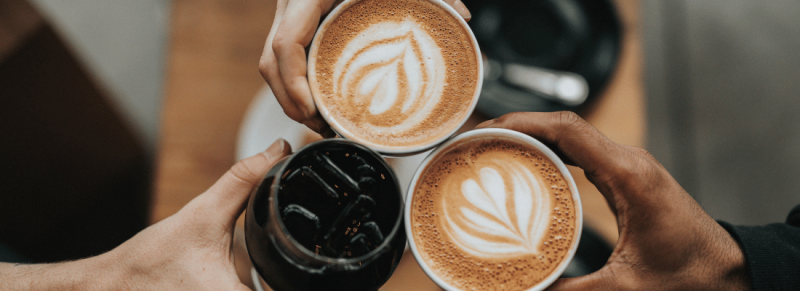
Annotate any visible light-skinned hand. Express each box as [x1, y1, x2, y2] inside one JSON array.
[[0, 139, 292, 290], [259, 0, 471, 137], [477, 112, 750, 291]]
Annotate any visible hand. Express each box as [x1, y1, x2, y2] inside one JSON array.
[[0, 139, 292, 290], [477, 112, 750, 291], [258, 0, 471, 137], [107, 139, 292, 290]]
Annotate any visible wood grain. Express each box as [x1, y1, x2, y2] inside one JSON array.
[[152, 0, 275, 222]]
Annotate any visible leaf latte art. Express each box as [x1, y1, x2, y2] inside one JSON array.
[[312, 0, 479, 149], [332, 20, 445, 133], [445, 164, 552, 258], [411, 138, 577, 291]]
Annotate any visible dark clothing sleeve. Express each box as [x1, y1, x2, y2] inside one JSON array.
[[718, 204, 800, 291]]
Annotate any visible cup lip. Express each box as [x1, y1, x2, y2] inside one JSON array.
[[403, 128, 584, 291], [268, 138, 405, 266], [307, 0, 484, 156]]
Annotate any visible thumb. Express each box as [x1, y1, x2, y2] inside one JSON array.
[[546, 267, 619, 291], [189, 138, 292, 228]]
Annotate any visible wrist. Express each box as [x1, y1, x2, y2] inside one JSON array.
[[701, 222, 750, 291], [41, 252, 123, 290], [719, 231, 750, 291], [0, 252, 121, 290]]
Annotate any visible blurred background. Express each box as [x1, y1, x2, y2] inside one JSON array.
[[1, 0, 798, 286]]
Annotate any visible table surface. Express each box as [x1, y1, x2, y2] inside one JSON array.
[[153, 0, 643, 288]]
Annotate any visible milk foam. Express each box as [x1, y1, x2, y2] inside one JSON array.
[[332, 20, 446, 135], [444, 164, 551, 258], [313, 0, 479, 149], [410, 138, 577, 291]]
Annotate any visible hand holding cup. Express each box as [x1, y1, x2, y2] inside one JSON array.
[[259, 0, 471, 138], [477, 112, 750, 291]]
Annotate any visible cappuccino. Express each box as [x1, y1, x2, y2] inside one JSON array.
[[309, 0, 481, 154], [409, 132, 580, 290]]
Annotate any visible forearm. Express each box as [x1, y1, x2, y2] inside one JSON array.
[[0, 253, 120, 290]]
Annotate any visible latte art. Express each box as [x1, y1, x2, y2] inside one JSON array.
[[445, 163, 552, 257], [311, 0, 479, 150], [411, 138, 577, 291], [333, 20, 446, 134]]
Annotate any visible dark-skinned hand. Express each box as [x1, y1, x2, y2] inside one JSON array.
[[477, 112, 750, 291]]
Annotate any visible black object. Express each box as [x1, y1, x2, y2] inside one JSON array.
[[466, 0, 622, 116], [718, 204, 800, 291], [245, 139, 405, 291], [560, 226, 614, 278]]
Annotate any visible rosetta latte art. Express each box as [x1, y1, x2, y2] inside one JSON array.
[[444, 163, 553, 258], [332, 20, 446, 134]]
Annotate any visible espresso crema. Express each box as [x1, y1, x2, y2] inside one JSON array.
[[311, 0, 479, 149], [411, 138, 577, 291]]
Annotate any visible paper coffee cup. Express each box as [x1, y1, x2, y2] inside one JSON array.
[[404, 128, 583, 291], [308, 0, 483, 156]]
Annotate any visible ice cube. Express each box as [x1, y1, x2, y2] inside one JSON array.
[[320, 195, 376, 257], [282, 204, 321, 244], [285, 166, 338, 198]]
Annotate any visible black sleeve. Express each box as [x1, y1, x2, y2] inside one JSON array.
[[718, 204, 800, 291]]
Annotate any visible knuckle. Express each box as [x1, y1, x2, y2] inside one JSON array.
[[608, 147, 663, 193], [229, 159, 260, 188], [258, 57, 274, 78], [271, 32, 290, 55], [495, 111, 528, 126], [283, 107, 308, 122], [555, 111, 583, 129], [624, 145, 661, 168]]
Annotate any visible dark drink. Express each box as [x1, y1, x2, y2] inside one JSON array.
[[245, 139, 405, 291]]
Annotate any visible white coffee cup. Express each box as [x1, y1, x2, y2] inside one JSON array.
[[307, 0, 483, 156], [404, 128, 583, 291]]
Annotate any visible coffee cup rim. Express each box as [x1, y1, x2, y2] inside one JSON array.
[[307, 0, 484, 156], [403, 128, 584, 291]]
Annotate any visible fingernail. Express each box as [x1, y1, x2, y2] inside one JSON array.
[[453, 0, 471, 21], [265, 138, 286, 160]]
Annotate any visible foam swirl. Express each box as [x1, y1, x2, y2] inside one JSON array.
[[444, 163, 552, 258], [332, 20, 446, 135]]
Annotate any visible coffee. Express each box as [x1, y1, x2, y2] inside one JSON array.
[[309, 0, 481, 154], [245, 140, 406, 291], [410, 136, 578, 290]]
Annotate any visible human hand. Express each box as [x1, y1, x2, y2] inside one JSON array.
[[0, 139, 292, 290], [477, 112, 750, 291], [105, 139, 291, 290], [258, 0, 471, 137]]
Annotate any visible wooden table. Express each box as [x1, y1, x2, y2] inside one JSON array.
[[153, 0, 643, 288]]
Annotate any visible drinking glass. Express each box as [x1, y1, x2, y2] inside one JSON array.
[[245, 139, 406, 291]]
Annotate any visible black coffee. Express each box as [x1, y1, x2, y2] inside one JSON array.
[[245, 140, 405, 291], [278, 144, 400, 258]]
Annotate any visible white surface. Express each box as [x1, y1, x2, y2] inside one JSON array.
[[236, 86, 429, 196]]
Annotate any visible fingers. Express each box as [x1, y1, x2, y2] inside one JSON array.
[[442, 0, 471, 21], [303, 117, 336, 138], [189, 139, 292, 228], [477, 112, 627, 181], [260, 0, 336, 135], [272, 0, 336, 121]]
